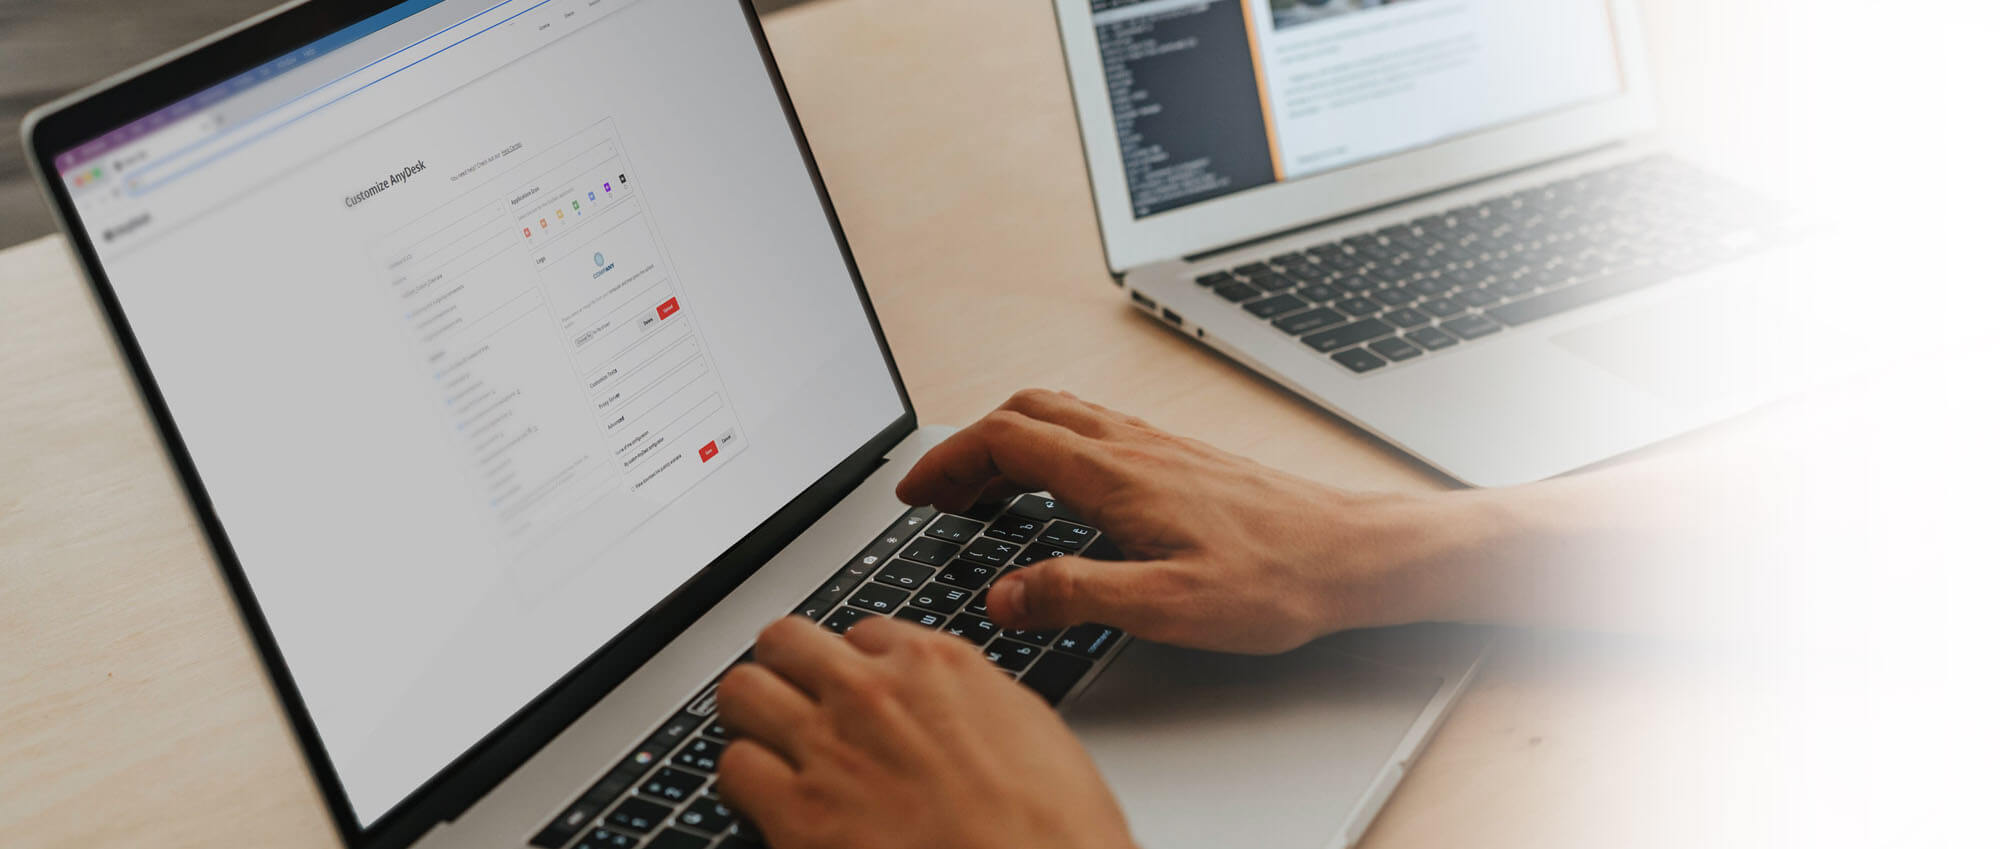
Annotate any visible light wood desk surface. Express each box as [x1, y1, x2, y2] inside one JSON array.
[[3, 1, 1791, 847]]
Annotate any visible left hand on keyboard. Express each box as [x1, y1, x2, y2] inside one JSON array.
[[714, 615, 1139, 849]]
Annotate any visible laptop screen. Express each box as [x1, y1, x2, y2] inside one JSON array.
[[52, 0, 902, 827], [1085, 0, 1624, 218]]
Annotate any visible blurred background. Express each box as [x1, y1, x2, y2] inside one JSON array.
[[0, 0, 808, 248]]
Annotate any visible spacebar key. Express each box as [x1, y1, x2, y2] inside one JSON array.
[[1018, 650, 1092, 706], [1486, 267, 1673, 327]]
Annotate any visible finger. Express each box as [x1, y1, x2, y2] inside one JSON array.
[[751, 615, 873, 700], [1061, 391, 1156, 431], [895, 410, 1122, 514], [985, 557, 1194, 634], [716, 663, 818, 763], [997, 388, 1121, 438], [842, 613, 930, 656], [714, 740, 798, 830]]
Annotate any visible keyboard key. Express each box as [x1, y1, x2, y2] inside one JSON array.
[[1333, 296, 1384, 317], [638, 767, 706, 803], [1302, 318, 1394, 352], [872, 559, 934, 589], [673, 796, 734, 836], [1376, 287, 1417, 306], [944, 614, 999, 645], [1383, 308, 1429, 329], [959, 537, 1019, 565], [1369, 337, 1424, 362], [1195, 272, 1234, 288], [898, 537, 959, 567], [791, 598, 835, 621], [644, 831, 712, 849], [1011, 543, 1072, 567], [909, 582, 973, 614], [1244, 274, 1295, 293], [1272, 307, 1345, 336], [1036, 520, 1095, 550], [924, 515, 983, 543], [1005, 628, 1058, 646], [606, 797, 672, 834], [821, 606, 877, 635], [985, 639, 1041, 672], [1244, 293, 1308, 318], [576, 827, 641, 849], [718, 824, 763, 849], [1457, 286, 1502, 307], [965, 589, 990, 616], [1406, 326, 1459, 351], [848, 582, 910, 613], [984, 515, 1041, 543], [1081, 535, 1125, 561], [1418, 297, 1467, 318], [936, 560, 998, 589], [1441, 314, 1503, 340], [673, 738, 726, 773], [1213, 281, 1261, 302], [1054, 624, 1123, 659], [894, 607, 950, 628], [1297, 283, 1341, 302], [1484, 266, 1672, 326], [1007, 496, 1062, 521], [1332, 348, 1389, 374], [1019, 650, 1093, 706]]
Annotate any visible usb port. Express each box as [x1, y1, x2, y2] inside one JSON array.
[[1159, 308, 1183, 327], [1130, 290, 1157, 310]]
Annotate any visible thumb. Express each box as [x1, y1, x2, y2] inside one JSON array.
[[986, 558, 1177, 633]]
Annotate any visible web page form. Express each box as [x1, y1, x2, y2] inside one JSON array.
[[53, 0, 902, 826]]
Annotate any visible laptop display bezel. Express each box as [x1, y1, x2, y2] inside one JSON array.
[[21, 1, 917, 847], [1051, 0, 1659, 273]]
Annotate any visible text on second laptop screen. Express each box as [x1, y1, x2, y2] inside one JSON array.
[[1086, 0, 1624, 218], [53, 0, 904, 826]]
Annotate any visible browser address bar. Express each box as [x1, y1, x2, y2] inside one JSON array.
[[125, 0, 548, 197]]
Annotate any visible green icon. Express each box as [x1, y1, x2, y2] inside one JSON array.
[[572, 200, 580, 211]]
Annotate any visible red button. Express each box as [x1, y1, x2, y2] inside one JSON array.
[[656, 298, 680, 320], [699, 441, 719, 462]]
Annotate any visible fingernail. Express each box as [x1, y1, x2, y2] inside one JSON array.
[[992, 578, 1025, 618]]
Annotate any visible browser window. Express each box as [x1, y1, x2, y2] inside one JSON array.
[[1087, 0, 1624, 217], [56, 0, 902, 825]]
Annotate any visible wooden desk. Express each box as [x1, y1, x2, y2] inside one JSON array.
[[2, 1, 1783, 847]]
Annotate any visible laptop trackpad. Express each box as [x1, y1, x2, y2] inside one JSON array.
[[1066, 634, 1446, 849]]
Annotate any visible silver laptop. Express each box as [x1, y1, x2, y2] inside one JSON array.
[[1053, 0, 1851, 487], [24, 1, 1484, 848]]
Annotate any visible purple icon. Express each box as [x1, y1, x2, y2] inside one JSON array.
[[603, 182, 612, 192]]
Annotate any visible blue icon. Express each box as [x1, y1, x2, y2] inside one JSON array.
[[587, 191, 596, 201], [593, 252, 605, 266]]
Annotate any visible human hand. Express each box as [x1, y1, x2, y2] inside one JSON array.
[[714, 615, 1137, 849], [895, 390, 1491, 654]]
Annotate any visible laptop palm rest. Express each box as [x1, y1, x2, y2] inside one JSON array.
[[1067, 630, 1458, 849]]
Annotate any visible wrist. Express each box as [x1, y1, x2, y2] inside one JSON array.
[[1305, 488, 1522, 631]]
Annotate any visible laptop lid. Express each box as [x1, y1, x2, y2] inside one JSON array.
[[23, 1, 911, 846], [1052, 0, 1658, 273]]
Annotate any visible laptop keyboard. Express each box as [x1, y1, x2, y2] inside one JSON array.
[[529, 494, 1128, 849], [1196, 156, 1793, 374]]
